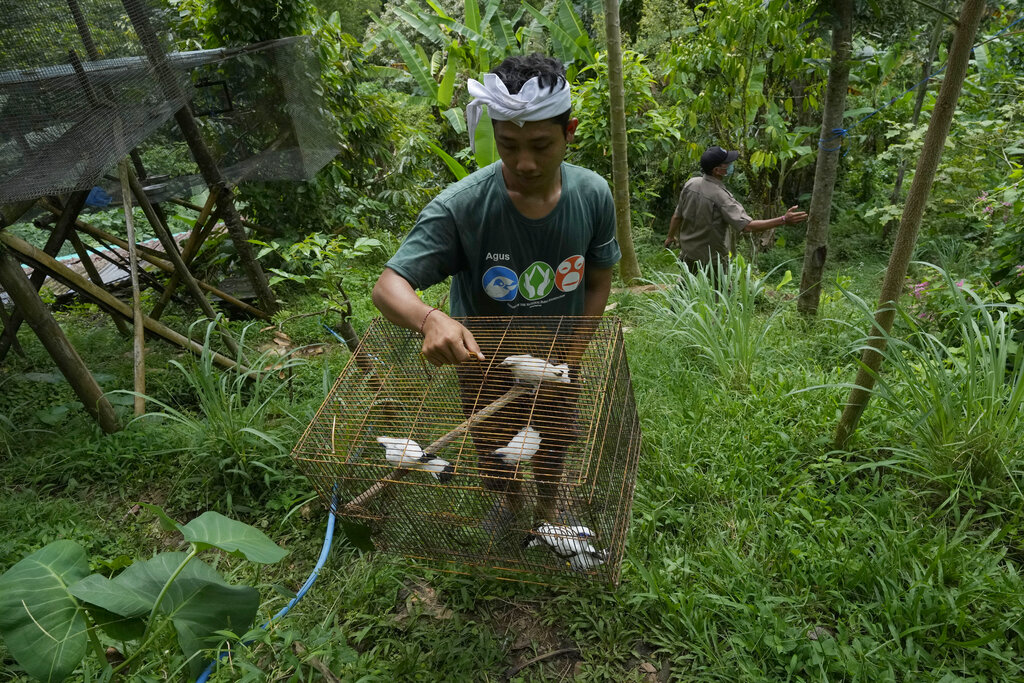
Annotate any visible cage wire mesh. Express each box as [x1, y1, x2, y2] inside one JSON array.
[[0, 0, 193, 203], [292, 316, 642, 584]]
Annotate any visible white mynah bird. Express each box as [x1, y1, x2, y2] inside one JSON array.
[[567, 548, 609, 572], [500, 354, 571, 386], [494, 425, 542, 463], [376, 436, 454, 483], [525, 523, 598, 556], [524, 523, 607, 572]]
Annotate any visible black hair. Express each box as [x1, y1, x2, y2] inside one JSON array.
[[491, 53, 571, 132]]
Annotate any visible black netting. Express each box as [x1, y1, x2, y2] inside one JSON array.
[[0, 1, 337, 205], [0, 0, 192, 203]]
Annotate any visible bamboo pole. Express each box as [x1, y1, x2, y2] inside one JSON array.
[[0, 201, 36, 228], [0, 246, 120, 433], [0, 190, 89, 362], [66, 223, 131, 337], [168, 198, 268, 234], [149, 188, 219, 320], [121, 0, 278, 315], [124, 169, 240, 357], [0, 299, 24, 357], [344, 385, 529, 512], [0, 231, 251, 374], [0, 201, 36, 355], [118, 160, 146, 416], [38, 201, 270, 320]]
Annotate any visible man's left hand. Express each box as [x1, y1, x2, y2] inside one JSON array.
[[784, 206, 808, 225]]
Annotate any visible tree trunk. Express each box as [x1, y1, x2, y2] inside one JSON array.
[[883, 0, 950, 241], [603, 0, 642, 285], [834, 0, 985, 449], [797, 0, 854, 316]]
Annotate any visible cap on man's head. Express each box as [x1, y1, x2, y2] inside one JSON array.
[[700, 146, 740, 174]]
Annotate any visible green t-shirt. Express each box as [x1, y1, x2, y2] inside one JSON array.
[[385, 161, 621, 316]]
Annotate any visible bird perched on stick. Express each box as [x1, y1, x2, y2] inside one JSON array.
[[494, 425, 542, 463], [501, 354, 571, 386], [524, 523, 607, 572], [376, 436, 454, 483]]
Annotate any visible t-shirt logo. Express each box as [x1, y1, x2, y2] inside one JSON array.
[[520, 261, 555, 300], [555, 255, 585, 292], [482, 266, 518, 301]]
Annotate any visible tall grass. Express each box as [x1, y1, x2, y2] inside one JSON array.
[[839, 266, 1024, 508], [119, 319, 307, 507], [638, 255, 785, 387]]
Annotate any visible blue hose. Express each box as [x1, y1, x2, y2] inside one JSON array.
[[195, 497, 337, 682], [197, 322, 352, 681]]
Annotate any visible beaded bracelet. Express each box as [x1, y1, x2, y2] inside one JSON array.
[[419, 307, 439, 334]]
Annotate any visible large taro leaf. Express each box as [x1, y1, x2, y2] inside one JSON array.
[[67, 572, 151, 642], [179, 511, 288, 564], [0, 541, 90, 682], [70, 552, 259, 676]]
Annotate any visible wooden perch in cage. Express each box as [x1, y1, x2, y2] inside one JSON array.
[[343, 383, 530, 512]]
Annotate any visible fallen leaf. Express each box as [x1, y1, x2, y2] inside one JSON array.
[[394, 579, 452, 624], [807, 625, 834, 641]]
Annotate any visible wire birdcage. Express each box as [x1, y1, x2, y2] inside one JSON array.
[[292, 316, 642, 584]]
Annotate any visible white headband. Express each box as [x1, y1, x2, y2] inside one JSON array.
[[465, 73, 571, 151]]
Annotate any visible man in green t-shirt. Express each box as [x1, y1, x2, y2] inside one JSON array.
[[371, 54, 620, 528], [372, 53, 621, 365]]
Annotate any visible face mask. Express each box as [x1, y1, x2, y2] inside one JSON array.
[[726, 163, 735, 177]]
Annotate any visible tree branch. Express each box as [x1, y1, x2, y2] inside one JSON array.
[[908, 0, 960, 26]]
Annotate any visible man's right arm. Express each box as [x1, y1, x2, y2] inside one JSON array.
[[664, 214, 682, 248], [372, 268, 483, 365], [743, 206, 808, 233]]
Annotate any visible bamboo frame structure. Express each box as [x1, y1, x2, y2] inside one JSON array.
[[37, 201, 270, 320], [0, 245, 120, 433], [0, 231, 250, 374]]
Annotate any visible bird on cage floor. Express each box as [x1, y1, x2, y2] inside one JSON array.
[[524, 523, 608, 572], [376, 436, 454, 484], [500, 354, 571, 386]]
